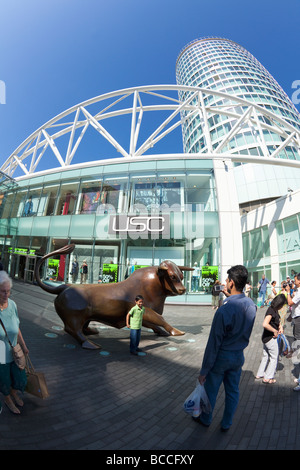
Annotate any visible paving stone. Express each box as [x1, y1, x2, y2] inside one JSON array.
[[1, 280, 300, 450]]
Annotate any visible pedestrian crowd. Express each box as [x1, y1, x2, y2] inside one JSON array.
[[254, 272, 300, 390], [1, 260, 300, 440], [195, 268, 300, 432]]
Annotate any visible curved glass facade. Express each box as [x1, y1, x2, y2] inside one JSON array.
[[0, 159, 220, 303], [176, 37, 300, 160], [1, 38, 300, 304]]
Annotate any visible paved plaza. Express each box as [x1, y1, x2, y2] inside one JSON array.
[[1, 280, 300, 451]]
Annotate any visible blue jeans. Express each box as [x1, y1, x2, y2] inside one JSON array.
[[260, 290, 266, 305], [201, 349, 244, 429], [130, 328, 141, 352], [191, 276, 199, 292]]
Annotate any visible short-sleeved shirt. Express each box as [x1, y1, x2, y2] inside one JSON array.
[[262, 306, 280, 344], [0, 299, 20, 363], [291, 290, 300, 318], [259, 278, 270, 292], [128, 305, 145, 330]]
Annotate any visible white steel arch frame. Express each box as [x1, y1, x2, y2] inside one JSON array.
[[2, 84, 300, 178]]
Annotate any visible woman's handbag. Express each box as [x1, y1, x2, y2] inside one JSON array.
[[25, 356, 49, 399], [0, 318, 26, 369], [11, 343, 26, 369]]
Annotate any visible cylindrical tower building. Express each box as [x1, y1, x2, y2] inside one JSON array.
[[176, 37, 300, 157], [176, 37, 300, 280]]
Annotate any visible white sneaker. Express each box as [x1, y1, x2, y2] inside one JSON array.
[[293, 385, 300, 391]]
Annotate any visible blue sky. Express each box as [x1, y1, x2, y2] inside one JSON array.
[[0, 0, 299, 175]]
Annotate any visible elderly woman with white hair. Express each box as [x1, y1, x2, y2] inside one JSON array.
[[0, 271, 29, 414]]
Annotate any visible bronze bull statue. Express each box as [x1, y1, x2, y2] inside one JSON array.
[[34, 244, 193, 349]]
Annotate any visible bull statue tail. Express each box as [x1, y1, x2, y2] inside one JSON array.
[[34, 244, 75, 295]]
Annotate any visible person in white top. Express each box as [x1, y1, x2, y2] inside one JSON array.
[[286, 273, 300, 391], [286, 274, 300, 320]]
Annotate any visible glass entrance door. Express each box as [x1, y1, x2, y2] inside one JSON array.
[[24, 256, 37, 283], [68, 243, 119, 284], [94, 245, 119, 284], [9, 254, 36, 283], [10, 254, 26, 280]]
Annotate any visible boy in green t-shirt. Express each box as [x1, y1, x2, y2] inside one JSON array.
[[126, 295, 145, 355]]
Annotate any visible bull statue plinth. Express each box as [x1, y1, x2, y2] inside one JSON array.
[[34, 244, 193, 349]]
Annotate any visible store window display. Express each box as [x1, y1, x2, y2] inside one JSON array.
[[0, 192, 14, 219], [10, 190, 28, 218], [56, 182, 79, 215], [42, 184, 60, 216], [131, 180, 182, 212], [79, 181, 122, 214]]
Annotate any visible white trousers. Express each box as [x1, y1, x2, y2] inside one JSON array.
[[257, 337, 279, 380]]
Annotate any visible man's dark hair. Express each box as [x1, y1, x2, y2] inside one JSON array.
[[135, 295, 144, 301], [227, 265, 248, 292], [271, 293, 287, 311], [295, 273, 300, 281]]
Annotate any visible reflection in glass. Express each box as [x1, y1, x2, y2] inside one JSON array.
[[56, 182, 79, 215]]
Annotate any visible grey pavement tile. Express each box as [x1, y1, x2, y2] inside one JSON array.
[[0, 280, 300, 450]]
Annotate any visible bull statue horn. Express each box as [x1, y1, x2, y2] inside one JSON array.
[[177, 266, 195, 272]]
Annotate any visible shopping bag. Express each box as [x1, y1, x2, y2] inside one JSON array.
[[25, 356, 49, 399], [277, 333, 291, 356], [183, 380, 211, 418]]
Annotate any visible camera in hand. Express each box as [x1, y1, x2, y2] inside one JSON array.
[[214, 285, 223, 292], [282, 282, 292, 288]]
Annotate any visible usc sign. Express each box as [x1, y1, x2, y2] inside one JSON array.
[[108, 214, 170, 238]]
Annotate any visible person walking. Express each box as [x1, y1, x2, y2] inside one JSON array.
[[0, 271, 29, 414], [191, 262, 200, 292], [70, 258, 79, 283], [286, 274, 300, 340], [285, 275, 300, 390], [245, 281, 252, 298], [258, 274, 270, 307], [266, 281, 277, 305], [195, 265, 256, 432], [255, 294, 287, 384], [80, 260, 88, 284], [277, 281, 289, 326], [211, 281, 221, 310]]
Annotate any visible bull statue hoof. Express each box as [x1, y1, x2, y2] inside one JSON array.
[[151, 325, 185, 336], [170, 327, 185, 336], [34, 244, 193, 349], [81, 340, 101, 350]]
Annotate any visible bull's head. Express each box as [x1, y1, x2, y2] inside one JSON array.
[[157, 260, 193, 296]]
